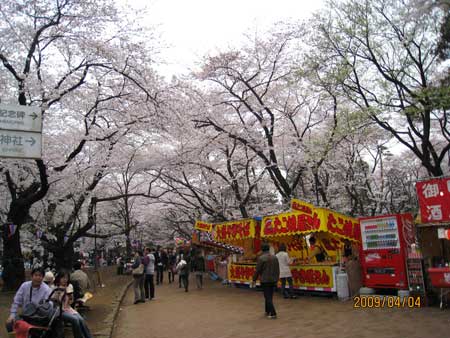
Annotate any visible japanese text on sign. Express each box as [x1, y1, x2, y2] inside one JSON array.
[[291, 199, 314, 215], [227, 263, 334, 289], [228, 264, 257, 282], [416, 177, 450, 223], [291, 266, 333, 288], [0, 103, 42, 133], [213, 219, 256, 242], [318, 208, 361, 242], [262, 211, 322, 237], [194, 221, 213, 232]]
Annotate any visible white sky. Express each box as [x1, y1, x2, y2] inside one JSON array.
[[126, 0, 325, 77]]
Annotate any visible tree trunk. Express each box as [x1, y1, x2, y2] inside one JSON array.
[[1, 225, 24, 290], [125, 231, 132, 260], [2, 201, 31, 291], [51, 242, 75, 271]]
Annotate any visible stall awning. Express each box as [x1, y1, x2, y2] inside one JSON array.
[[198, 232, 244, 254]]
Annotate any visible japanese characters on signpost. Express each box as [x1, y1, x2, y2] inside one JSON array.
[[0, 103, 42, 159]]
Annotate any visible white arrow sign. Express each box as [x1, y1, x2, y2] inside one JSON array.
[[0, 103, 42, 133], [0, 130, 42, 159]]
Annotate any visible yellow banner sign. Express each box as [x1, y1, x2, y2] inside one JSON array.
[[291, 199, 314, 215], [315, 208, 360, 242], [228, 263, 334, 289], [214, 218, 256, 242], [290, 265, 334, 288], [228, 263, 257, 283], [194, 220, 213, 232], [260, 200, 361, 242]]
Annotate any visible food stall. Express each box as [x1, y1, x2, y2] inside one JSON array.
[[259, 199, 361, 293], [207, 218, 262, 286], [415, 177, 450, 307], [192, 220, 250, 282], [225, 200, 361, 292]]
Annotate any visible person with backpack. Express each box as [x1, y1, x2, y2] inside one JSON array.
[[176, 253, 190, 292], [6, 267, 52, 333]]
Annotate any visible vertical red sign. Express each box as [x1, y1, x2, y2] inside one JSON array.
[[416, 177, 450, 223]]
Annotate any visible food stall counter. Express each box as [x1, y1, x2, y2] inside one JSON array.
[[228, 262, 339, 292]]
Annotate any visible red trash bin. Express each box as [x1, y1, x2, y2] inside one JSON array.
[[428, 268, 450, 288], [428, 267, 450, 309]]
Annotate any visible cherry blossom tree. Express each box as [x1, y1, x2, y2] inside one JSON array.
[[0, 0, 162, 289], [309, 0, 450, 178]]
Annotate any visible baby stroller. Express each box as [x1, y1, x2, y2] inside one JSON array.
[[14, 287, 66, 338]]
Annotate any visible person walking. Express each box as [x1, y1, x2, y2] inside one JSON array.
[[143, 247, 155, 300], [155, 246, 163, 285], [131, 251, 145, 304], [276, 244, 297, 299], [167, 249, 177, 284], [176, 254, 190, 292], [193, 251, 206, 289], [176, 251, 184, 288], [161, 249, 168, 283], [251, 243, 280, 319]]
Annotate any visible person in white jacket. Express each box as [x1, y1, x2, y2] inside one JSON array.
[[275, 244, 297, 299]]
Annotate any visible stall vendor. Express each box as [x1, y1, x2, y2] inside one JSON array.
[[308, 236, 326, 263], [341, 239, 357, 263]]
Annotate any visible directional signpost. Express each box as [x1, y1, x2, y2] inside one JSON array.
[[0, 103, 42, 159]]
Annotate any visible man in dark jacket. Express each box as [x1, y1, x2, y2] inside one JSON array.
[[252, 243, 280, 319]]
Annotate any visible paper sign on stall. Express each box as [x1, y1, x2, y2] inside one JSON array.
[[194, 220, 213, 232]]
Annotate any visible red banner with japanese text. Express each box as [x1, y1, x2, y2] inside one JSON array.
[[194, 220, 213, 232], [213, 218, 256, 242], [416, 177, 450, 223]]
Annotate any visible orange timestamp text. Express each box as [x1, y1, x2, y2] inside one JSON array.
[[353, 296, 421, 308]]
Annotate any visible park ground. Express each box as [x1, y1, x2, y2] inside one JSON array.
[[114, 275, 450, 338], [1, 269, 449, 338]]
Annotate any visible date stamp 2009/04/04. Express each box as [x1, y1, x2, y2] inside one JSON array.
[[353, 296, 421, 308]]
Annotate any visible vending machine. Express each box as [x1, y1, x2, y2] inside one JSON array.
[[359, 214, 414, 289]]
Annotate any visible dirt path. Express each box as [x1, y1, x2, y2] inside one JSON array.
[[113, 275, 449, 338]]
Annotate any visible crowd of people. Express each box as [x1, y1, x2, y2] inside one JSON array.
[[130, 246, 207, 304], [6, 262, 93, 338], [6, 239, 336, 337]]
